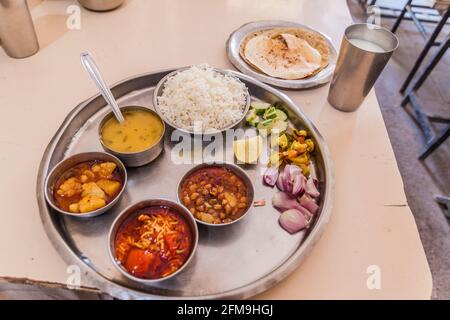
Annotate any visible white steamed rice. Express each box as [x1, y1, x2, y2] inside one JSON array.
[[156, 64, 248, 132]]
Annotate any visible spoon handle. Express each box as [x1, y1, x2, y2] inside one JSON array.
[[80, 52, 125, 123]]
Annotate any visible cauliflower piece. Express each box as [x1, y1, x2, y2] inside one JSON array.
[[57, 177, 82, 197], [92, 162, 117, 179], [81, 182, 106, 199], [305, 139, 314, 152], [269, 152, 281, 168], [96, 179, 121, 196], [78, 196, 106, 213], [290, 141, 307, 153], [69, 203, 80, 213], [291, 153, 309, 165], [272, 134, 289, 150]]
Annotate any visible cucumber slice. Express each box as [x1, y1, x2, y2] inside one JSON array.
[[271, 120, 288, 133], [246, 108, 256, 120], [257, 118, 274, 130], [251, 101, 271, 115], [263, 106, 278, 120], [257, 118, 275, 137], [258, 128, 269, 137], [248, 116, 260, 127], [275, 109, 288, 121], [246, 109, 260, 126], [257, 119, 274, 136]]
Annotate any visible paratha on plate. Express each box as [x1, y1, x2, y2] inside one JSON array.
[[240, 28, 330, 80]]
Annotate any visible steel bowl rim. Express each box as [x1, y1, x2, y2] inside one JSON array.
[[152, 66, 251, 135], [78, 0, 124, 12], [176, 161, 255, 227], [44, 151, 128, 218], [98, 105, 166, 156], [107, 198, 199, 284]]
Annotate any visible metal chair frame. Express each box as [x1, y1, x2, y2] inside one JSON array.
[[359, 1, 450, 216], [400, 34, 449, 160]]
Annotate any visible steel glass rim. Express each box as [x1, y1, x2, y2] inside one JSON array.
[[344, 23, 399, 53]]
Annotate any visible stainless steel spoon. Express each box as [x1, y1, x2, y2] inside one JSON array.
[[80, 52, 125, 123]]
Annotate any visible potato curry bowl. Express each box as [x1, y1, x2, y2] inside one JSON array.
[[108, 199, 198, 283], [44, 152, 127, 218], [178, 162, 255, 226]]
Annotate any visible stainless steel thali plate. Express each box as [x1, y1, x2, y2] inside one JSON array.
[[226, 20, 338, 89], [36, 69, 333, 299]]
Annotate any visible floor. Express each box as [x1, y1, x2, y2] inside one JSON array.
[[347, 1, 450, 300]]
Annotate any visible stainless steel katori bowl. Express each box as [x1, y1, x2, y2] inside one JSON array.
[[44, 152, 127, 218], [108, 199, 199, 284], [98, 106, 165, 167], [152, 66, 251, 135], [77, 0, 124, 11], [177, 162, 255, 227]]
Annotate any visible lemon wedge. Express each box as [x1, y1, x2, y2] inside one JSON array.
[[233, 135, 263, 164]]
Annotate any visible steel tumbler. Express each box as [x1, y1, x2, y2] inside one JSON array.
[[0, 0, 39, 58], [328, 23, 399, 112]]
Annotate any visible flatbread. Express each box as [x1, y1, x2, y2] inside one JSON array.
[[240, 28, 330, 80]]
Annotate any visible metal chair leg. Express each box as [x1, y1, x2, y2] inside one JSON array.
[[400, 7, 450, 93], [436, 195, 450, 206], [411, 35, 450, 91], [401, 35, 450, 161], [391, 0, 412, 34], [419, 124, 450, 160], [427, 114, 450, 123], [435, 195, 450, 218], [405, 3, 429, 40]]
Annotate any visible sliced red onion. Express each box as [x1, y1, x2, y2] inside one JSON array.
[[276, 165, 305, 197], [313, 178, 319, 189], [272, 191, 304, 212], [279, 209, 308, 234], [263, 167, 279, 187], [306, 176, 320, 198], [283, 165, 294, 194], [299, 194, 319, 214], [280, 166, 291, 192], [297, 203, 314, 221], [284, 164, 301, 183], [291, 172, 306, 198], [276, 170, 286, 191]]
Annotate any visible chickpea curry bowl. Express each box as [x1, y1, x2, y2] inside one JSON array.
[[108, 199, 198, 283], [177, 162, 255, 226], [44, 152, 127, 218]]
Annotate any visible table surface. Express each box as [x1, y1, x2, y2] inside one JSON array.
[[0, 0, 432, 299]]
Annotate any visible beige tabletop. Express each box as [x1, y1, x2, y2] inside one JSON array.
[[0, 0, 432, 299]]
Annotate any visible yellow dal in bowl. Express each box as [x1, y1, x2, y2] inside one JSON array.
[[101, 110, 164, 153]]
